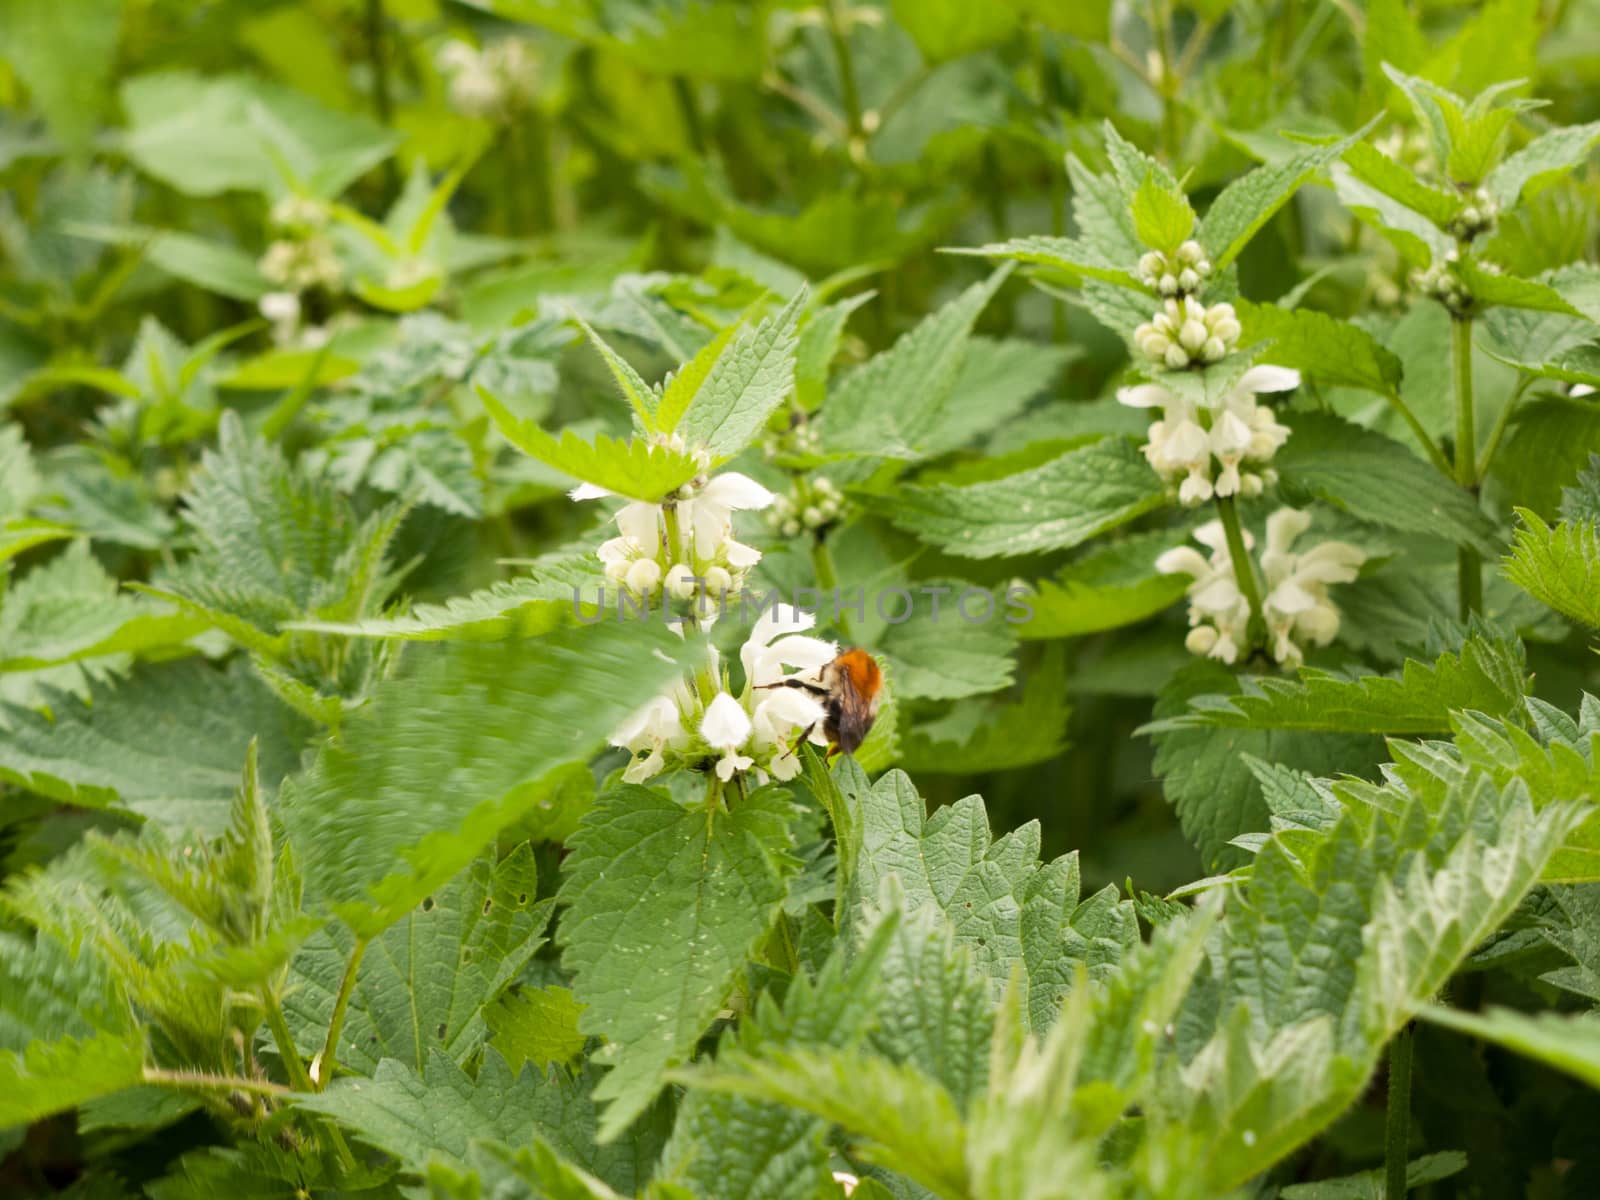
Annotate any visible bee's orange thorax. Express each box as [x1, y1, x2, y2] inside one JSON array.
[[835, 648, 882, 700]]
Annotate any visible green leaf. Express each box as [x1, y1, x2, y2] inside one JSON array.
[[570, 313, 660, 431], [898, 649, 1072, 776], [961, 235, 1144, 291], [1489, 396, 1600, 519], [876, 436, 1167, 559], [1149, 661, 1380, 869], [1456, 257, 1585, 317], [1279, 1152, 1467, 1199], [1481, 340, 1600, 389], [1199, 128, 1368, 271], [794, 292, 871, 413], [1274, 412, 1501, 555], [279, 621, 701, 938], [838, 763, 1138, 1030], [1339, 142, 1463, 228], [0, 0, 119, 152], [873, 584, 1016, 700], [1131, 172, 1197, 253], [891, 0, 1018, 60], [1421, 1005, 1600, 1091], [1486, 121, 1600, 210], [0, 1029, 147, 1129], [1017, 533, 1189, 641], [677, 290, 806, 460], [283, 847, 553, 1076], [679, 1046, 969, 1200], [1236, 300, 1404, 396], [0, 658, 313, 836], [817, 269, 1011, 459], [486, 986, 588, 1074], [1502, 508, 1600, 627], [120, 71, 397, 198], [293, 1047, 550, 1171], [293, 558, 607, 642], [425, 1138, 631, 1200], [559, 784, 800, 1139], [481, 393, 701, 503], [1152, 628, 1528, 735]]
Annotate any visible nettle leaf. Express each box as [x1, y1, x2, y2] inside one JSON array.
[[0, 929, 143, 1127], [294, 557, 607, 642], [481, 393, 701, 503], [876, 436, 1168, 559], [559, 784, 801, 1140], [676, 289, 806, 460], [1275, 412, 1501, 555], [1503, 508, 1600, 627], [0, 658, 312, 836], [1131, 172, 1197, 254], [1485, 120, 1600, 211], [1483, 340, 1600, 389], [486, 986, 588, 1074], [1149, 661, 1381, 869], [1562, 456, 1600, 523], [873, 584, 1016, 701], [794, 292, 872, 412], [963, 235, 1145, 291], [899, 649, 1072, 776], [1236, 301, 1403, 396], [1332, 162, 1453, 265], [1153, 628, 1528, 735], [283, 847, 553, 1076], [1422, 1005, 1600, 1091], [1455, 256, 1585, 317], [1016, 532, 1189, 640], [817, 267, 1011, 459], [570, 313, 660, 430], [839, 763, 1138, 1030], [424, 1138, 631, 1200], [293, 1046, 547, 1172], [279, 621, 701, 939], [936, 338, 1079, 454], [1490, 396, 1600, 519], [1199, 128, 1368, 271], [1340, 141, 1463, 228]]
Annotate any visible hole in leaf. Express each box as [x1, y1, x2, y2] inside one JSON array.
[[517, 893, 529, 905], [421, 896, 435, 912], [436, 1023, 447, 1041], [482, 899, 493, 915]]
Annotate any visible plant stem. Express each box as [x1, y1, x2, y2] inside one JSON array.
[[1154, 0, 1181, 159], [1384, 1025, 1414, 1200], [825, 0, 865, 149], [1215, 495, 1265, 647], [811, 535, 850, 640], [317, 938, 367, 1090], [142, 1067, 291, 1099], [1477, 373, 1533, 480], [262, 990, 357, 1172], [1384, 387, 1453, 477], [1452, 314, 1482, 618]]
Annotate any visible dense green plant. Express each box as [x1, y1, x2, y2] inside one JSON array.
[[4, 1, 1600, 1197]]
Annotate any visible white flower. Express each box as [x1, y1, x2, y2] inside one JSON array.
[[1158, 509, 1363, 669], [833, 1172, 860, 1196], [1119, 366, 1297, 507], [751, 686, 828, 780], [684, 472, 775, 562], [612, 692, 690, 784], [740, 606, 837, 690], [701, 693, 755, 781]]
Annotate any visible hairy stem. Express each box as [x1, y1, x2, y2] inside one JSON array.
[[1384, 387, 1453, 477], [317, 938, 367, 1090], [262, 989, 357, 1172], [1452, 314, 1482, 617], [1477, 373, 1533, 480], [143, 1067, 291, 1099], [1215, 495, 1265, 647], [1384, 1025, 1414, 1200]]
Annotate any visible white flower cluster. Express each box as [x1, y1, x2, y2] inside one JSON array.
[[1157, 509, 1364, 668], [1409, 251, 1471, 313], [437, 39, 540, 121], [1134, 298, 1241, 369], [1119, 366, 1296, 505], [1446, 186, 1498, 242], [612, 608, 837, 784], [1137, 239, 1212, 297], [766, 476, 843, 537], [259, 194, 342, 293], [579, 440, 771, 601]]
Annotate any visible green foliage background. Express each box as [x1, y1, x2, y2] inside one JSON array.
[[4, 0, 1600, 1197]]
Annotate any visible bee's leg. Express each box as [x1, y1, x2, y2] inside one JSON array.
[[755, 678, 828, 696]]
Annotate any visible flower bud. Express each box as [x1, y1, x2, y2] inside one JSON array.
[[1159, 273, 1179, 295], [1179, 320, 1208, 352], [1177, 240, 1204, 265], [665, 563, 697, 600], [604, 559, 629, 584], [1185, 625, 1219, 655], [1165, 344, 1190, 369], [625, 558, 662, 594], [1201, 337, 1226, 362], [1139, 251, 1164, 279], [1178, 268, 1200, 292], [704, 565, 733, 595]]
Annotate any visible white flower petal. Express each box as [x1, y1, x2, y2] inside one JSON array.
[[1155, 547, 1211, 578], [752, 635, 837, 688], [616, 502, 662, 553], [1265, 507, 1311, 557], [755, 686, 826, 732], [1117, 383, 1171, 409], [1237, 365, 1301, 395], [724, 538, 763, 568], [700, 692, 752, 750], [700, 472, 776, 511], [570, 482, 614, 501]]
